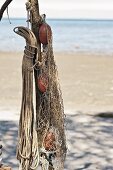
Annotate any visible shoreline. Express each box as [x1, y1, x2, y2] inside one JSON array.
[[1, 50, 113, 56]]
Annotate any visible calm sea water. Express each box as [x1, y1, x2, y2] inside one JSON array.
[[0, 18, 113, 54]]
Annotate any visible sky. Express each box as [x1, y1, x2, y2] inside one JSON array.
[[0, 0, 113, 19]]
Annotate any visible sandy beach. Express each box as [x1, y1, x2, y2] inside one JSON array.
[[56, 52, 113, 113], [0, 52, 113, 169], [0, 52, 113, 114]]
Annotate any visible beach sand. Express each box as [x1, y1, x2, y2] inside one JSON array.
[[56, 52, 113, 113], [0, 52, 113, 169], [0, 52, 113, 114]]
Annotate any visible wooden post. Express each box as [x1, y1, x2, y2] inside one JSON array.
[[30, 0, 41, 60], [30, 0, 43, 147]]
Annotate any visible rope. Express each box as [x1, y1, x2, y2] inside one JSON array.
[[14, 26, 39, 170]]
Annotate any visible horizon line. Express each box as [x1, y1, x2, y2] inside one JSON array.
[[1, 17, 113, 21]]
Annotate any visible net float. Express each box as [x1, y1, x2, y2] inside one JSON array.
[[37, 73, 48, 93], [39, 23, 52, 45], [43, 132, 56, 151]]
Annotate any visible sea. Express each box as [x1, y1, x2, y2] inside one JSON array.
[[0, 18, 113, 54]]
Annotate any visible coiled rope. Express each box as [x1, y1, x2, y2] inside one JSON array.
[[14, 26, 39, 170]]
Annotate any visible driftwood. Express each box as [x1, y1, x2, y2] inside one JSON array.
[[0, 0, 13, 21]]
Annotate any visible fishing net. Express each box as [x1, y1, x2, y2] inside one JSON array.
[[36, 29, 67, 169]]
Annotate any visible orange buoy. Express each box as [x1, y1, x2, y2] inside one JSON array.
[[39, 23, 52, 45], [37, 73, 48, 93]]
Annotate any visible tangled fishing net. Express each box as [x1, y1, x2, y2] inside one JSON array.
[[14, 21, 66, 170], [36, 37, 67, 169]]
